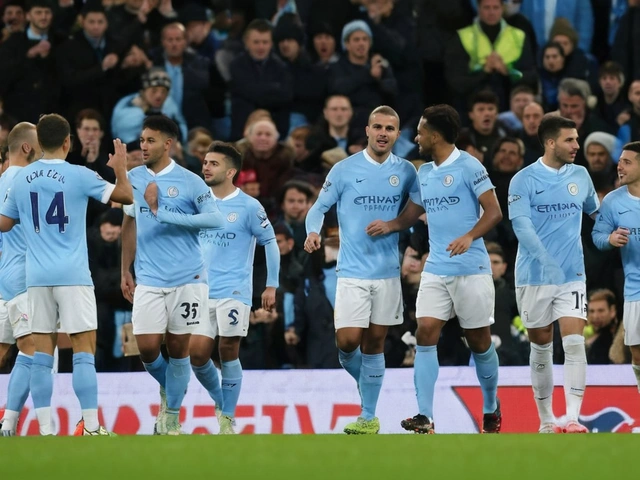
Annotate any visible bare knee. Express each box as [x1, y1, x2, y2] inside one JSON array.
[[335, 328, 362, 353], [218, 336, 240, 362], [16, 335, 35, 356], [165, 333, 190, 359], [416, 318, 445, 346]]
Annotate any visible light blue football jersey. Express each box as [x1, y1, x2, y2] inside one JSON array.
[[126, 160, 219, 288], [592, 187, 640, 301], [417, 149, 494, 276], [0, 166, 26, 299], [0, 159, 114, 287], [508, 159, 599, 287], [306, 150, 419, 279], [201, 188, 278, 305]]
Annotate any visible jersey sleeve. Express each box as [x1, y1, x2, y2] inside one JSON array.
[[80, 167, 115, 204], [591, 196, 616, 251], [249, 201, 276, 246], [582, 170, 600, 215], [0, 180, 19, 220], [306, 164, 343, 234], [465, 160, 494, 198], [507, 171, 531, 220], [406, 163, 422, 205]]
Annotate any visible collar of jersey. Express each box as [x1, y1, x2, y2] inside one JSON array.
[[38, 159, 65, 164], [146, 159, 175, 177], [363, 149, 394, 166], [625, 187, 640, 201], [431, 147, 460, 171], [537, 158, 568, 175], [212, 187, 240, 202]]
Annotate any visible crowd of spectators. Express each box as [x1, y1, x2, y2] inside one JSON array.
[[0, 0, 638, 373]]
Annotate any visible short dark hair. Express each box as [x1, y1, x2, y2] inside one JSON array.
[[2, 0, 24, 16], [542, 41, 566, 58], [27, 0, 53, 11], [623, 141, 640, 160], [485, 241, 505, 260], [81, 1, 106, 17], [599, 61, 624, 83], [208, 140, 242, 172], [37, 113, 70, 151], [244, 18, 272, 38], [510, 85, 534, 99], [75, 108, 105, 131], [273, 222, 293, 240], [421, 104, 461, 144], [468, 90, 499, 111], [279, 179, 313, 205], [142, 114, 180, 140], [537, 114, 576, 146]]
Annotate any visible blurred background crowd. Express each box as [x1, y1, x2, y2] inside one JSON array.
[[0, 0, 637, 373]]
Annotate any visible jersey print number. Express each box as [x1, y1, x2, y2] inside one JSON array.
[[30, 192, 69, 233]]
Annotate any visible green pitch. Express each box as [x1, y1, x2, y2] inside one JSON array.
[[2, 434, 633, 479]]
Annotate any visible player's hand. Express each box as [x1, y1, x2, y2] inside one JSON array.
[[284, 327, 299, 345], [304, 232, 322, 253], [108, 138, 127, 171], [121, 271, 136, 303], [366, 219, 392, 236], [542, 262, 565, 285], [609, 227, 630, 248], [261, 286, 276, 311], [144, 181, 159, 215], [446, 233, 473, 257]]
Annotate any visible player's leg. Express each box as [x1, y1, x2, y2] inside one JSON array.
[[334, 278, 370, 383], [58, 286, 113, 435], [456, 275, 500, 433], [163, 283, 207, 434], [518, 284, 557, 432], [624, 301, 640, 393], [216, 299, 251, 434], [27, 287, 59, 435], [401, 273, 449, 434], [190, 299, 223, 412], [1, 334, 34, 436], [555, 282, 588, 433]]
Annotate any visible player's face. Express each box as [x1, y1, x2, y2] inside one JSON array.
[[282, 188, 309, 221], [617, 150, 640, 186], [27, 7, 52, 31], [629, 82, 640, 112], [415, 117, 434, 156], [140, 128, 169, 166], [550, 128, 579, 165], [82, 12, 107, 39], [585, 143, 610, 172], [522, 103, 543, 136], [366, 113, 399, 156], [202, 152, 231, 187], [478, 0, 503, 26], [324, 97, 352, 128], [245, 30, 272, 61], [587, 300, 615, 332], [162, 26, 187, 58], [77, 118, 103, 145]]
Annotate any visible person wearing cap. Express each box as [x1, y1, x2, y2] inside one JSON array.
[[584, 131, 619, 195], [151, 22, 222, 132], [235, 168, 260, 198], [308, 20, 339, 67], [444, 0, 537, 113], [229, 18, 293, 141], [111, 66, 188, 144], [274, 13, 327, 132], [179, 2, 219, 62], [0, 0, 67, 123], [328, 19, 397, 132]]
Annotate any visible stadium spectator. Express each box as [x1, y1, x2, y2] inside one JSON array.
[[517, 101, 544, 166], [549, 18, 597, 90], [307, 20, 339, 67], [584, 131, 618, 196], [461, 90, 507, 168], [1, 0, 26, 43], [594, 61, 630, 130], [585, 289, 619, 365], [617, 80, 640, 146], [498, 85, 535, 134], [611, 0, 640, 84], [539, 42, 567, 112]]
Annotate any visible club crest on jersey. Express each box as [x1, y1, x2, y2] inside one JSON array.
[[443, 174, 454, 187], [227, 212, 238, 223], [568, 183, 579, 196], [389, 175, 400, 187], [167, 186, 179, 197]]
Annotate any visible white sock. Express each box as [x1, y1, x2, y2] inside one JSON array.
[[1, 410, 19, 432], [35, 407, 53, 436], [82, 409, 99, 432], [530, 342, 555, 425], [563, 334, 586, 422], [632, 364, 640, 393]]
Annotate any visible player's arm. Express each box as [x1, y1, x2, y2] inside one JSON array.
[[447, 189, 502, 257], [152, 183, 225, 229], [252, 204, 280, 311], [305, 171, 341, 253], [0, 215, 15, 232], [0, 186, 18, 232], [366, 199, 424, 236], [121, 208, 137, 304], [592, 200, 627, 250], [108, 139, 134, 205]]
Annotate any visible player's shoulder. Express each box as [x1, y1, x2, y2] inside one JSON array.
[[417, 161, 435, 176], [237, 189, 262, 210], [601, 186, 626, 204], [511, 161, 537, 183], [456, 150, 484, 169], [128, 165, 147, 179], [567, 163, 590, 179]]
